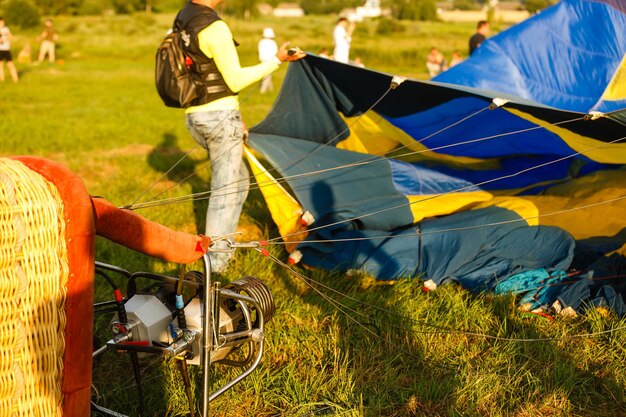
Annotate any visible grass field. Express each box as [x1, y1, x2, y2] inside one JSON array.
[[2, 11, 626, 417]]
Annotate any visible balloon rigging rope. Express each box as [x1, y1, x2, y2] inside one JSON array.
[[126, 77, 506, 211], [119, 70, 626, 287], [126, 110, 584, 211], [131, 89, 625, 213], [264, 251, 626, 344], [264, 193, 626, 246], [120, 93, 625, 248], [127, 103, 492, 210], [125, 80, 397, 210], [223, 115, 585, 205], [112, 72, 626, 360], [259, 108, 626, 345], [268, 133, 626, 243], [125, 83, 262, 209]]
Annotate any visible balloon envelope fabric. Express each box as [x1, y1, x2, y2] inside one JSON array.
[[247, 0, 626, 313]]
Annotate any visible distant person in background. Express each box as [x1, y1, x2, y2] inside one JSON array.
[[258, 27, 278, 94], [449, 50, 463, 67], [37, 18, 58, 64], [426, 47, 445, 77], [0, 17, 18, 82], [333, 17, 355, 64], [17, 43, 32, 64], [352, 56, 365, 68], [469, 20, 489, 55], [318, 48, 330, 59]]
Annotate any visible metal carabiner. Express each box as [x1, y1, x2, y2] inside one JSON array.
[[228, 241, 262, 250], [208, 237, 269, 255], [209, 238, 236, 253]]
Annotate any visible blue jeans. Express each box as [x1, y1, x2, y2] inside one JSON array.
[[186, 109, 250, 272]]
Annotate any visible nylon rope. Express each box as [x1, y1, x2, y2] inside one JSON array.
[[268, 133, 626, 243], [263, 251, 626, 343], [128, 103, 494, 210], [127, 112, 584, 211], [125, 77, 397, 210], [126, 78, 495, 211], [125, 83, 262, 209], [264, 193, 626, 246], [263, 252, 431, 363], [123, 72, 626, 315]]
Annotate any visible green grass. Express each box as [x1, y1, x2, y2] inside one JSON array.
[[2, 11, 626, 417]]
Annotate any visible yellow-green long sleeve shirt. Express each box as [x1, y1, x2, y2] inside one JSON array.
[[186, 20, 279, 114]]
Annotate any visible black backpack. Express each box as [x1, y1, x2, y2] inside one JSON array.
[[155, 29, 199, 108]]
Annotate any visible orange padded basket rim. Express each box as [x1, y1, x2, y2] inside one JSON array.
[[13, 156, 95, 417]]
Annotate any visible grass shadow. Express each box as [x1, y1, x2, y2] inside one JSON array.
[[147, 132, 209, 233], [274, 264, 462, 416]]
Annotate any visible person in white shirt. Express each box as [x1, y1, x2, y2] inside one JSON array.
[[258, 27, 278, 94], [333, 17, 355, 64], [0, 17, 19, 82]]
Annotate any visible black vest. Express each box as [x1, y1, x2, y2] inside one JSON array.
[[175, 2, 236, 106]]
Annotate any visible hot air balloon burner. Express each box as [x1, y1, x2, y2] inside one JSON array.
[[93, 255, 275, 416]]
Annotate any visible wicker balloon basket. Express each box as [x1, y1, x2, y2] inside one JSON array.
[[0, 157, 94, 417]]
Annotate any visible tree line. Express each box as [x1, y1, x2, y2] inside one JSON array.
[[1, 0, 556, 29], [0, 0, 450, 27]]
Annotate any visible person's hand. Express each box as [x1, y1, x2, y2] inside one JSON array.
[[276, 42, 306, 63], [348, 21, 356, 35]]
